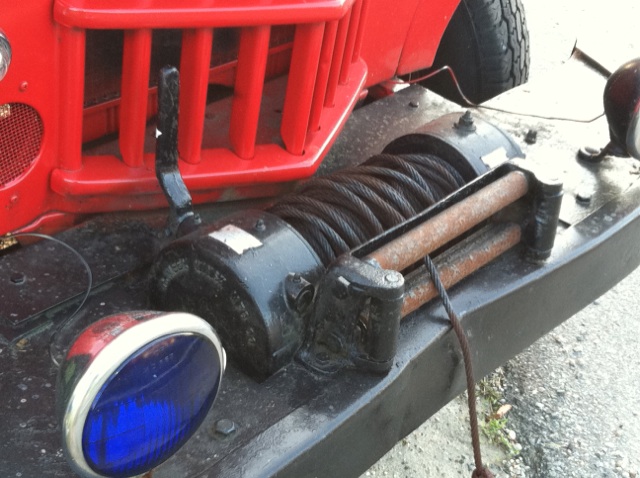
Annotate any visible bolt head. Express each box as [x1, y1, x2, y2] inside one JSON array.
[[10, 272, 26, 285], [384, 272, 401, 283], [525, 129, 538, 145], [455, 110, 476, 132], [214, 418, 236, 437], [255, 219, 266, 232], [576, 189, 592, 204]]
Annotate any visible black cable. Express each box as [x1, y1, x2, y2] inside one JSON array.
[[11, 233, 93, 367], [402, 65, 605, 124]]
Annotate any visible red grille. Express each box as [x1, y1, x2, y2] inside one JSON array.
[[0, 103, 43, 188], [51, 0, 369, 202]]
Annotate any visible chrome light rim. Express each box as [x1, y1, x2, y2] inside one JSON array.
[[0, 32, 11, 81], [61, 312, 226, 478]]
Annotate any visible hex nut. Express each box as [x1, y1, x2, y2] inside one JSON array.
[[215, 419, 237, 437]]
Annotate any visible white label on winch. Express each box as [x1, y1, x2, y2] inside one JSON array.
[[481, 146, 510, 169], [209, 225, 263, 255]]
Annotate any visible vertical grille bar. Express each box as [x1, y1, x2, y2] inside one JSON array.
[[229, 26, 271, 159], [308, 20, 339, 133], [58, 27, 86, 171], [119, 29, 152, 168], [352, 0, 369, 61], [339, 0, 363, 85], [280, 22, 325, 155], [324, 10, 352, 108], [179, 28, 214, 165]]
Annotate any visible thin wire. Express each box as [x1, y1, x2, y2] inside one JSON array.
[[11, 232, 93, 367], [396, 65, 605, 124]]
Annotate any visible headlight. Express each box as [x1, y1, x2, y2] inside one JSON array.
[[57, 311, 226, 478], [0, 32, 11, 81]]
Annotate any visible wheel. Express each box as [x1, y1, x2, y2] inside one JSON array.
[[421, 0, 530, 105]]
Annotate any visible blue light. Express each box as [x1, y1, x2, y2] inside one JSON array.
[[81, 334, 221, 477]]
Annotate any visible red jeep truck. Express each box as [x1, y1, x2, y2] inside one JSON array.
[[1, 0, 639, 477]]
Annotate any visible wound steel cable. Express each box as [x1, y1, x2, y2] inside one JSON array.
[[269, 153, 466, 265]]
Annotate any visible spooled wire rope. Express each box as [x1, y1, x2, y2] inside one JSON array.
[[269, 153, 466, 265]]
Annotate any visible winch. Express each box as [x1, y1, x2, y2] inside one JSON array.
[[146, 68, 555, 379]]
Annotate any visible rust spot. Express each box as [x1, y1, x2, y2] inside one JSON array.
[[0, 234, 18, 251], [401, 222, 522, 317]]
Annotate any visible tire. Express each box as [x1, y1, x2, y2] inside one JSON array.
[[421, 0, 530, 105]]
